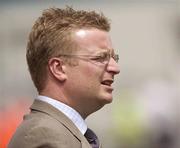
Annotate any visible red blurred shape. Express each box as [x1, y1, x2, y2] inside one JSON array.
[[0, 100, 30, 148]]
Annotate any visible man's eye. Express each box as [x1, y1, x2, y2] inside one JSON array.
[[91, 53, 108, 62]]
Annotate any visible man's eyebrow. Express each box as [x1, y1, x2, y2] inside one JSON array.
[[89, 48, 114, 55], [96, 48, 113, 52], [104, 48, 115, 54]]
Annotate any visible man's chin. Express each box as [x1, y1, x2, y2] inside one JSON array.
[[100, 95, 113, 105]]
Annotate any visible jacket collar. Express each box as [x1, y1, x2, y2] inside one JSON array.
[[30, 99, 91, 148]]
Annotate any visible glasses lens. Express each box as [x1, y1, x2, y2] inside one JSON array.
[[97, 52, 110, 63], [113, 54, 119, 62]]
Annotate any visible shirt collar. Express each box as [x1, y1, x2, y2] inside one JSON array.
[[37, 95, 87, 135]]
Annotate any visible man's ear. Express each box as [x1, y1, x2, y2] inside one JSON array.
[[48, 58, 67, 82]]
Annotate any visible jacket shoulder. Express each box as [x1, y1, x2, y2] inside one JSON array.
[[8, 110, 81, 148]]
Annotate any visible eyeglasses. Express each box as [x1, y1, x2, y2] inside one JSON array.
[[58, 51, 119, 64]]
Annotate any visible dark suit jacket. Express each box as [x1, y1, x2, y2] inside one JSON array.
[[8, 99, 92, 148]]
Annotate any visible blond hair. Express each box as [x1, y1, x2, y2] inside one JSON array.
[[26, 7, 110, 92]]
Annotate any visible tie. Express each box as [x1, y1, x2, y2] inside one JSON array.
[[84, 128, 100, 148]]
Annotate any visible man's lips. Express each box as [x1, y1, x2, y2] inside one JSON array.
[[101, 79, 114, 87]]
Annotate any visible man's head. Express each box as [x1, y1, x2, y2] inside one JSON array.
[[26, 7, 110, 92], [26, 7, 120, 117]]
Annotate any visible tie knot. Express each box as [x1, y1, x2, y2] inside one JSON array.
[[84, 128, 99, 148]]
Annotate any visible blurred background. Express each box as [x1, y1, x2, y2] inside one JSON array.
[[0, 0, 180, 148]]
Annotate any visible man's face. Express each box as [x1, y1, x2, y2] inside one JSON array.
[[64, 28, 120, 116]]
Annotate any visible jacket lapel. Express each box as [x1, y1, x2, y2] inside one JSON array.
[[30, 99, 91, 148]]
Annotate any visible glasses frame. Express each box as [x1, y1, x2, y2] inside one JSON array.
[[57, 51, 119, 64]]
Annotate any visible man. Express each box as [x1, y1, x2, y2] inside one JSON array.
[[8, 7, 120, 148]]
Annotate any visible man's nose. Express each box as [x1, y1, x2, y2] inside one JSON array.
[[106, 57, 120, 75]]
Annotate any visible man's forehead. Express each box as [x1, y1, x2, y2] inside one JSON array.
[[73, 28, 110, 39], [75, 30, 87, 38], [73, 29, 112, 50]]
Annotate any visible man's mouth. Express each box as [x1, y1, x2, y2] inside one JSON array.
[[101, 79, 113, 86]]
